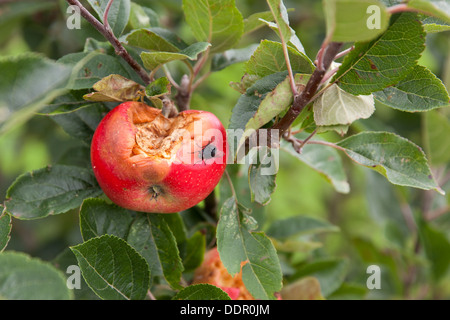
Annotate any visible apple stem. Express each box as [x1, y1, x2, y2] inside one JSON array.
[[161, 98, 178, 118]]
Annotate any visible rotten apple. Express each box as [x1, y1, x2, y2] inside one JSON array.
[[90, 101, 228, 213], [192, 247, 254, 300]]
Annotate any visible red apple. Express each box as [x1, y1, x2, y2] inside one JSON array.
[[90, 101, 228, 213], [192, 247, 254, 300]]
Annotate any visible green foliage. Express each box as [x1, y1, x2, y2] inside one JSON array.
[[182, 0, 244, 53], [172, 283, 231, 300], [5, 165, 102, 219], [0, 251, 72, 299], [324, 0, 391, 42], [71, 234, 150, 300], [336, 132, 443, 193], [333, 13, 426, 95], [0, 0, 449, 301], [0, 213, 11, 252]]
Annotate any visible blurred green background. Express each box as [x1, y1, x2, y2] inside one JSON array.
[[1, 0, 449, 299]]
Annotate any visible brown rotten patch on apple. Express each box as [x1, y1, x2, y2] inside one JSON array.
[[133, 111, 197, 161], [192, 247, 254, 300]]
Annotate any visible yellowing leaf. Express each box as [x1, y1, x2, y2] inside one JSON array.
[[313, 83, 375, 126], [281, 277, 324, 300], [83, 74, 145, 102]]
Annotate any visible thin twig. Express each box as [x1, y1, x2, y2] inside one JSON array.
[[103, 0, 114, 31], [283, 132, 347, 154], [193, 48, 210, 78], [320, 66, 340, 85], [426, 205, 450, 221], [66, 0, 151, 85], [224, 170, 238, 201], [162, 65, 181, 91], [192, 71, 212, 91], [296, 129, 317, 152], [334, 45, 354, 60]]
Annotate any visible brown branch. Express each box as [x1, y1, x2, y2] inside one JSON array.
[[270, 42, 344, 138], [239, 42, 343, 156], [66, 0, 151, 85]]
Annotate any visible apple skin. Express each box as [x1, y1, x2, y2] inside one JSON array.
[[192, 247, 254, 300], [90, 101, 228, 214]]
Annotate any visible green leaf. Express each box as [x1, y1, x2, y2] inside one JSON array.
[[180, 231, 206, 272], [162, 213, 188, 244], [373, 65, 450, 112], [82, 39, 145, 84], [211, 44, 259, 72], [228, 71, 288, 160], [246, 74, 310, 132], [172, 284, 231, 300], [79, 198, 135, 241], [52, 249, 100, 300], [365, 170, 409, 241], [245, 40, 314, 78], [229, 75, 260, 94], [127, 213, 184, 290], [332, 12, 425, 95], [49, 102, 109, 145], [266, 215, 339, 240], [324, 0, 390, 42], [423, 110, 450, 166], [5, 165, 102, 220], [141, 42, 211, 70], [216, 197, 282, 300], [146, 77, 171, 97], [336, 131, 444, 194], [265, 0, 294, 44], [71, 235, 150, 300], [258, 18, 306, 54], [0, 53, 71, 135], [421, 16, 450, 33], [0, 213, 12, 252], [0, 251, 72, 300], [182, 0, 244, 53], [128, 2, 158, 29], [417, 217, 450, 282], [291, 258, 349, 297], [235, 73, 310, 154], [407, 0, 450, 23], [41, 90, 95, 115], [352, 237, 403, 294], [281, 135, 350, 194], [243, 10, 278, 34], [125, 27, 188, 52], [248, 148, 278, 206], [58, 52, 134, 90], [86, 0, 130, 37], [327, 283, 368, 300], [219, 165, 267, 229], [313, 83, 375, 126], [229, 71, 289, 132]]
